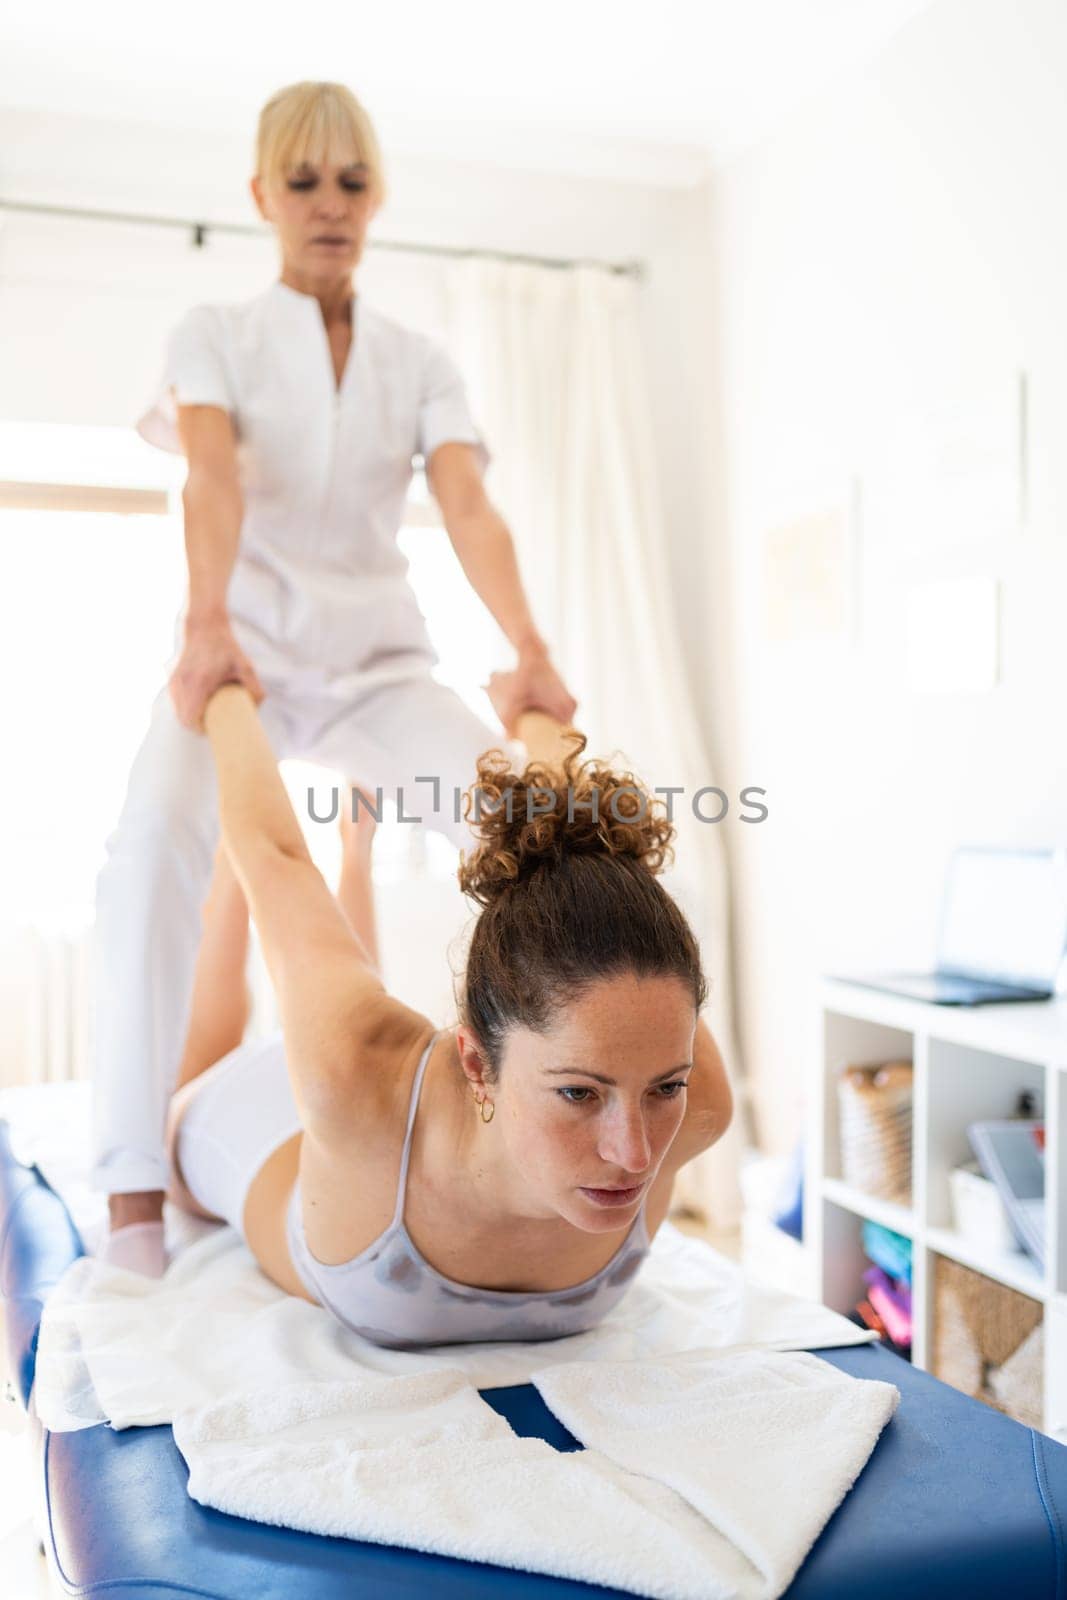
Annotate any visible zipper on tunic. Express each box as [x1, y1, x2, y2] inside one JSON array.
[[318, 389, 343, 550]]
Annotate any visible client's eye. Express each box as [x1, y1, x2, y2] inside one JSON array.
[[556, 1081, 688, 1107]]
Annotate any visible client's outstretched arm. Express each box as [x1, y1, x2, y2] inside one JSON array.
[[201, 686, 419, 1131], [337, 783, 380, 973], [688, 1017, 734, 1150], [175, 780, 383, 1093]]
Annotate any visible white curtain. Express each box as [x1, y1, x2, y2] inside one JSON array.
[[443, 259, 744, 1230]]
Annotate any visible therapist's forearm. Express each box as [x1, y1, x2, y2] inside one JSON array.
[[445, 507, 549, 657], [203, 684, 310, 864], [181, 468, 243, 628]]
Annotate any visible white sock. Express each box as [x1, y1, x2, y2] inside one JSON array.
[[100, 1220, 168, 1279]]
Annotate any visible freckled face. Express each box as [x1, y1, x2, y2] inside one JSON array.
[[251, 145, 380, 286], [495, 973, 696, 1233]]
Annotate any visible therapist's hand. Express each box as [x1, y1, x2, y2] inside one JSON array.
[[484, 647, 579, 738], [170, 616, 265, 733]]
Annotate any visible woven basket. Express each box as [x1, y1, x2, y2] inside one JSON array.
[[932, 1256, 1044, 1428], [837, 1060, 913, 1203]]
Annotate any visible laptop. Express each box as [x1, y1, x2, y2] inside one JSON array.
[[833, 846, 1067, 1006]]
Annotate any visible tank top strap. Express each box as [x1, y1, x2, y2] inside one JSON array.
[[390, 1030, 439, 1228], [636, 1193, 652, 1247]]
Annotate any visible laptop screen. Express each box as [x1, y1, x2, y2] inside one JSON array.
[[938, 848, 1067, 988]]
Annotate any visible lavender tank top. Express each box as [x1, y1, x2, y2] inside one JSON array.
[[285, 1030, 651, 1349]]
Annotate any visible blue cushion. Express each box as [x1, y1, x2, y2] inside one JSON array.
[[0, 1120, 84, 1407]]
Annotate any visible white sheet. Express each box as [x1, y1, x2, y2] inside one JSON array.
[[33, 1218, 878, 1430]]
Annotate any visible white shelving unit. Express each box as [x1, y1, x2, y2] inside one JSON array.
[[808, 978, 1067, 1442]]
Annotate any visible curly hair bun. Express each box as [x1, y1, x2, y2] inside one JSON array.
[[456, 728, 676, 907]]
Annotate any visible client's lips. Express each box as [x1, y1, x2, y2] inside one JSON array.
[[580, 1181, 645, 1207]]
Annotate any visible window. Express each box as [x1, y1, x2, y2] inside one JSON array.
[[0, 423, 506, 933], [0, 423, 186, 934]]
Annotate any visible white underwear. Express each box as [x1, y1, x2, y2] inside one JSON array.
[[171, 1032, 298, 1237]]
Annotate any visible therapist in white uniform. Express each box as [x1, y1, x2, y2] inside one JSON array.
[[93, 80, 577, 1270]]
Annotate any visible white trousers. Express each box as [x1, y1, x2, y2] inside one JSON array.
[[91, 666, 503, 1194]]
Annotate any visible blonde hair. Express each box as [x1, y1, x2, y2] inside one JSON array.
[[255, 81, 386, 205]]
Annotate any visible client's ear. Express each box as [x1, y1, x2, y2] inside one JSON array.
[[454, 1025, 492, 1094]]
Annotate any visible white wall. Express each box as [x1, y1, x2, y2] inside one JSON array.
[[709, 0, 1067, 1151]]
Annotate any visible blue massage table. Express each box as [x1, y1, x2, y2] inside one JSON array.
[[2, 1118, 1065, 1599]]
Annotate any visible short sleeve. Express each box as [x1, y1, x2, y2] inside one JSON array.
[[135, 304, 236, 455], [415, 337, 491, 475]]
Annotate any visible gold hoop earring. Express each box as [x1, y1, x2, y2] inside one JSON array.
[[473, 1090, 495, 1124]]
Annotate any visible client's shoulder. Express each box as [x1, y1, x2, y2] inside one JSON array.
[[330, 994, 437, 1129], [667, 1018, 734, 1172]]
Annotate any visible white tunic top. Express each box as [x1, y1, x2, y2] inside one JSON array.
[[137, 281, 490, 699]]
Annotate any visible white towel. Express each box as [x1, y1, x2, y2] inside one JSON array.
[[34, 1220, 875, 1433], [534, 1352, 900, 1596], [10, 1077, 873, 1431], [172, 1351, 899, 1600]]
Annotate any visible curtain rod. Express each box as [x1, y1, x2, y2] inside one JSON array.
[[0, 197, 646, 281]]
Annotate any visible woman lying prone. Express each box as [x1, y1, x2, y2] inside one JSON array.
[[163, 686, 732, 1349]]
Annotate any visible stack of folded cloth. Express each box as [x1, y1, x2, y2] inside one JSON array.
[[852, 1222, 912, 1358]]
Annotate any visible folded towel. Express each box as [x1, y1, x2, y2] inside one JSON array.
[[35, 1220, 875, 1434], [866, 1282, 912, 1348], [862, 1266, 911, 1315], [862, 1221, 912, 1284], [534, 1351, 900, 1597], [171, 1350, 898, 1600]]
